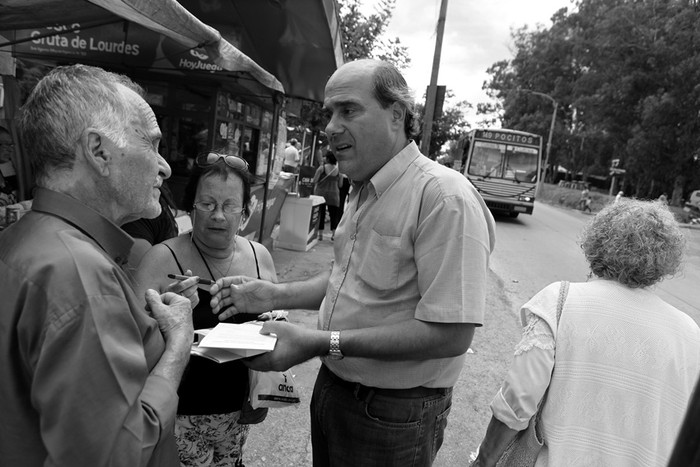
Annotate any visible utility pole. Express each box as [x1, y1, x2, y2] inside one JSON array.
[[420, 0, 449, 158], [517, 89, 558, 195]]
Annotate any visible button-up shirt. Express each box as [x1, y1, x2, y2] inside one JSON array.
[[320, 142, 495, 388], [0, 188, 180, 467]]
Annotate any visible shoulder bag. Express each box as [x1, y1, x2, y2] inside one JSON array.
[[495, 280, 569, 467]]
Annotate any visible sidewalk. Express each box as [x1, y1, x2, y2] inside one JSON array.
[[270, 235, 335, 283], [243, 236, 335, 467]]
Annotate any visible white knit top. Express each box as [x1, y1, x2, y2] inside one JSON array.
[[491, 280, 700, 467]]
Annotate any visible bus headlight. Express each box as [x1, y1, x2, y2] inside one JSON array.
[[518, 196, 533, 202]]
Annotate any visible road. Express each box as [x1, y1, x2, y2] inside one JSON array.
[[490, 202, 700, 323], [244, 201, 700, 466]]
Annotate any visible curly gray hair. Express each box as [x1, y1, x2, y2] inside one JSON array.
[[580, 199, 685, 288]]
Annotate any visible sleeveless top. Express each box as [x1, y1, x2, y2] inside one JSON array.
[[315, 164, 340, 206], [164, 240, 261, 415]]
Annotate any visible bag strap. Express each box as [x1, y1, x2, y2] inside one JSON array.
[[532, 281, 569, 427], [316, 165, 338, 186], [555, 280, 569, 326]]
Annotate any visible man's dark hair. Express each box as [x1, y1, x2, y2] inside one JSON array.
[[371, 61, 419, 138]]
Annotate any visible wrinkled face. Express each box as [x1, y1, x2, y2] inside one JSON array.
[[323, 62, 400, 182], [109, 86, 170, 224], [191, 173, 245, 250]]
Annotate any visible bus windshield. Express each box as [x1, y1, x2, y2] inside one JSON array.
[[467, 141, 539, 183]]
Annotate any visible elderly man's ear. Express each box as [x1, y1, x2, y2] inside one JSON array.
[[80, 129, 111, 176]]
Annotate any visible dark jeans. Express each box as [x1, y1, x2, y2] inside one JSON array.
[[318, 203, 341, 231], [311, 364, 452, 467]]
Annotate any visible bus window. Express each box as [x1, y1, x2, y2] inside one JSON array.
[[506, 146, 539, 182], [468, 142, 503, 177]]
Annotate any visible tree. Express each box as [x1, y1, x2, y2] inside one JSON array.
[[415, 91, 472, 159], [481, 0, 700, 200], [338, 0, 410, 69]]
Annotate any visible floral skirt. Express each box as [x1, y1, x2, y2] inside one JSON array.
[[175, 411, 251, 467]]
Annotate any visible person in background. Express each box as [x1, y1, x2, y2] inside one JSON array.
[[582, 195, 592, 213], [313, 150, 341, 241], [0, 64, 194, 466], [122, 183, 179, 270], [338, 171, 351, 212], [473, 199, 700, 467], [209, 58, 496, 466], [134, 150, 277, 467], [282, 138, 301, 173], [0, 125, 19, 206], [578, 184, 590, 210]]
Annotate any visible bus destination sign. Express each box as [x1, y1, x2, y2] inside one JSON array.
[[476, 130, 541, 146]]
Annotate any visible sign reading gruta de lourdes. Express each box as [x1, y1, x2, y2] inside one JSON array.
[[9, 21, 230, 73]]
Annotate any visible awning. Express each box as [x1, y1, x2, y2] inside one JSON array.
[[179, 0, 344, 102], [0, 0, 284, 93]]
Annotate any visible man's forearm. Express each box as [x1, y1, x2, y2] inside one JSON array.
[[151, 333, 192, 386], [329, 320, 475, 361], [274, 269, 330, 311]]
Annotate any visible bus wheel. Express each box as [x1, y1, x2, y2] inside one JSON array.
[[509, 212, 520, 218]]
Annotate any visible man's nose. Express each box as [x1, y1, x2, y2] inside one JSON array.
[[157, 154, 172, 180]]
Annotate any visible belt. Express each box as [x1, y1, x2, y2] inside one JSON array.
[[322, 364, 451, 401]]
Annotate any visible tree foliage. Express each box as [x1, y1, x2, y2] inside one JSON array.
[[481, 0, 700, 201], [415, 91, 472, 159], [338, 0, 410, 69]]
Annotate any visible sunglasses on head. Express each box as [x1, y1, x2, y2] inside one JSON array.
[[196, 152, 249, 171]]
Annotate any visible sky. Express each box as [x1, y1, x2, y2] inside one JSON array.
[[362, 0, 575, 114]]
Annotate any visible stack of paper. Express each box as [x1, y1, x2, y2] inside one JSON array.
[[191, 322, 277, 363]]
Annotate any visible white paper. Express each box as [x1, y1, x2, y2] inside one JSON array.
[[190, 344, 267, 363], [198, 322, 277, 352]]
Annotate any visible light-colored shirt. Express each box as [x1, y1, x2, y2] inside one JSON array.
[[0, 188, 180, 467], [283, 145, 300, 167], [319, 141, 495, 389], [491, 280, 700, 467]]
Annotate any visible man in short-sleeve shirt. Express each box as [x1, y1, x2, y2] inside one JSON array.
[[210, 59, 495, 466]]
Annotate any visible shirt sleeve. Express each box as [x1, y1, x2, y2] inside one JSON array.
[[490, 312, 555, 431], [414, 191, 492, 325], [29, 294, 179, 467]]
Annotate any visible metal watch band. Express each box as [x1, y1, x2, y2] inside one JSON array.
[[329, 330, 343, 359]]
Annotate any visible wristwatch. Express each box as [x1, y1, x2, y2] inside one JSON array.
[[328, 330, 344, 360]]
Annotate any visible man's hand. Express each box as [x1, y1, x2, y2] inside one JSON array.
[[145, 289, 193, 343], [165, 269, 200, 309], [244, 321, 324, 372], [210, 275, 277, 320]]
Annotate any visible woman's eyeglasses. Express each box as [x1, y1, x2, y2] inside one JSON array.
[[193, 201, 244, 215], [196, 152, 249, 171]]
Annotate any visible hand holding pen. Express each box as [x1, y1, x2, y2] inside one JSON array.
[[166, 270, 202, 308], [168, 274, 214, 286]]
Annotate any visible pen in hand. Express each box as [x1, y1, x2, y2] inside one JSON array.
[[167, 274, 213, 286]]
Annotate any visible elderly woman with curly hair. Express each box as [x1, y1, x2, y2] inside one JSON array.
[[473, 199, 700, 467]]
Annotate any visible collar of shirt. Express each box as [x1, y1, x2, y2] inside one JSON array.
[[350, 141, 423, 203], [31, 187, 134, 266]]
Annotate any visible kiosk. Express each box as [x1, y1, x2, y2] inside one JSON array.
[[276, 195, 325, 251]]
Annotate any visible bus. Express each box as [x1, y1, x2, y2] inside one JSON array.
[[460, 128, 542, 218]]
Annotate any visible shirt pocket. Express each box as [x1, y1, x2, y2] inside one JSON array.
[[357, 229, 402, 291]]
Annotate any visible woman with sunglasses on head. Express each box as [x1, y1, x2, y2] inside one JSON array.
[[135, 150, 277, 467]]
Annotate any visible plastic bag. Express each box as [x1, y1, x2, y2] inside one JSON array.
[[248, 368, 301, 409]]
